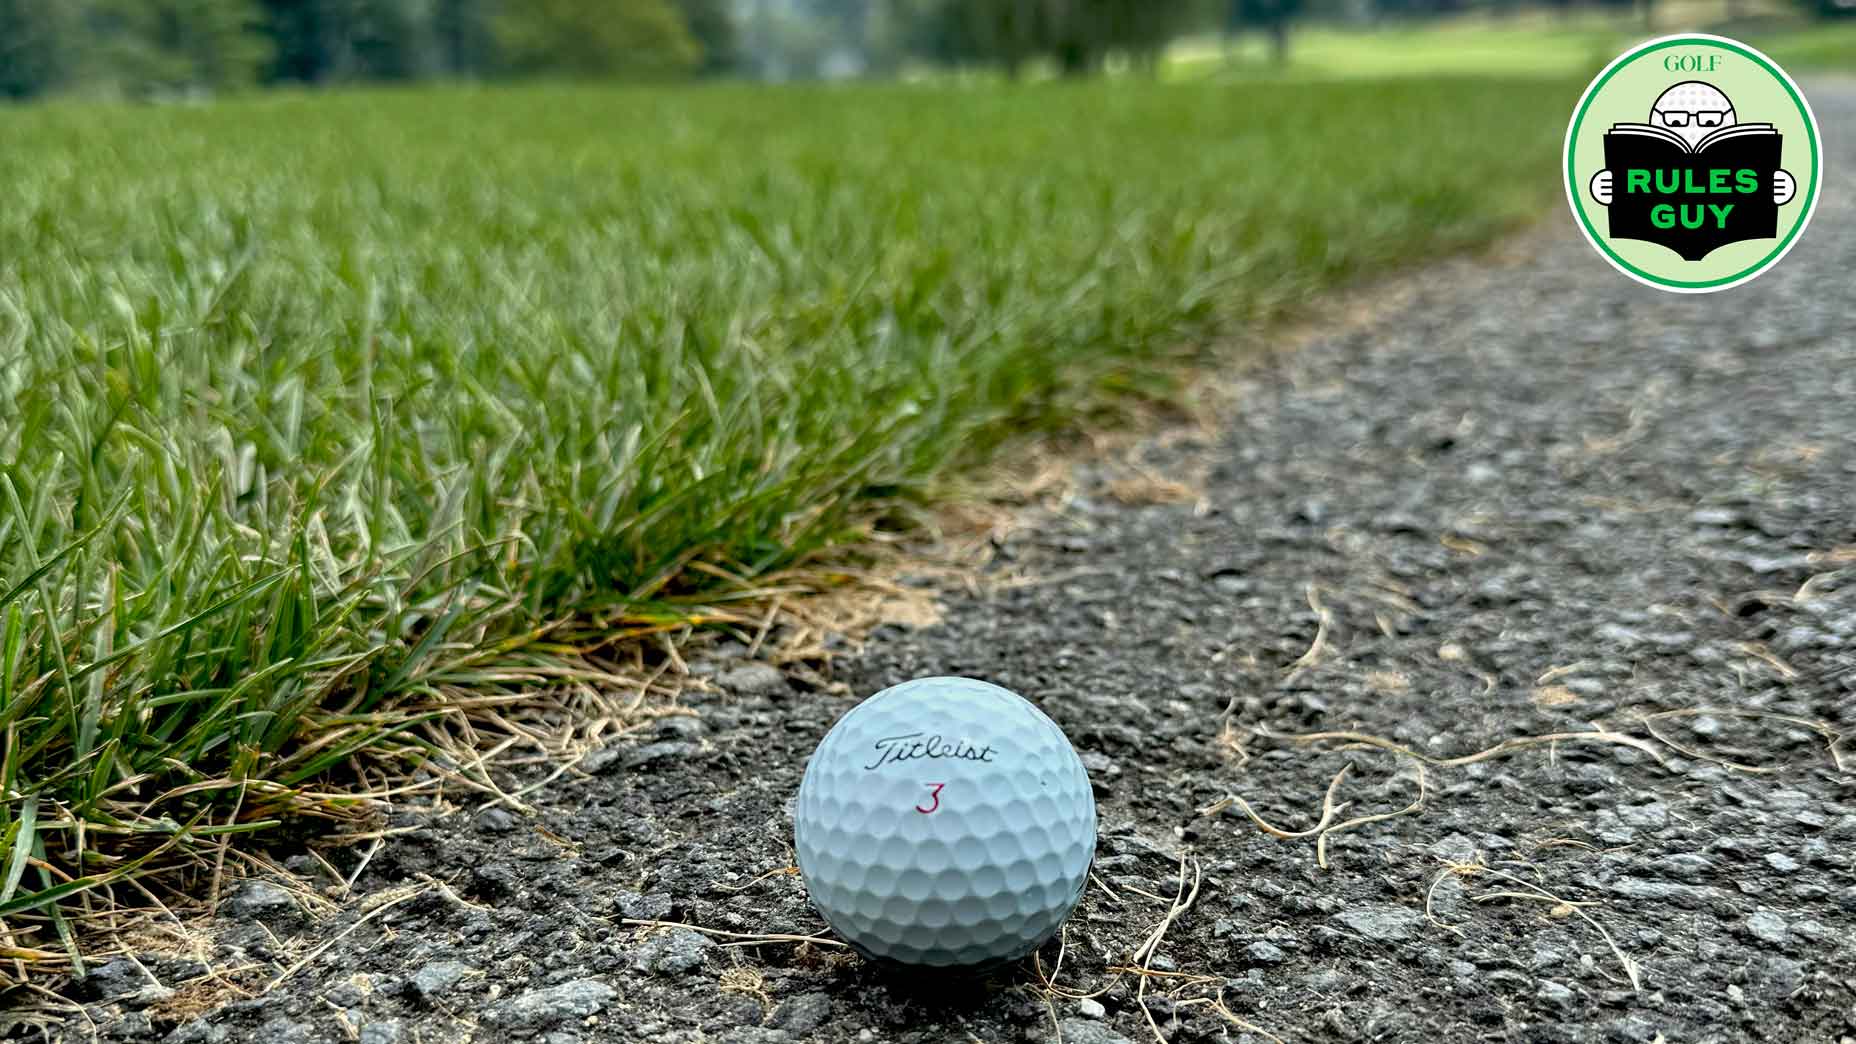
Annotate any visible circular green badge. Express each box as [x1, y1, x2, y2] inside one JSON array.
[[1564, 34, 1821, 293]]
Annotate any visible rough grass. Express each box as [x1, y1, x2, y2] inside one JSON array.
[[0, 78, 1574, 973]]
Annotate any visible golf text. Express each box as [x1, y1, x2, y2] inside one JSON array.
[[1663, 53, 1723, 72], [865, 734, 999, 771]]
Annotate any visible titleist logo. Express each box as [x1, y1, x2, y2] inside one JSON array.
[[865, 733, 997, 771]]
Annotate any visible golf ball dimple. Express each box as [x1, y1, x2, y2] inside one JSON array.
[[794, 676, 1097, 967]]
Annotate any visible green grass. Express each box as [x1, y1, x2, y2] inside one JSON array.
[[1744, 21, 1856, 71], [1166, 6, 1856, 82], [1168, 20, 1622, 80], [0, 78, 1574, 971]]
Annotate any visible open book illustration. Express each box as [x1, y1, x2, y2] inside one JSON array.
[[1601, 122, 1781, 261], [1607, 121, 1776, 153]]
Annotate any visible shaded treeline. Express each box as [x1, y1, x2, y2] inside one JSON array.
[[0, 0, 1311, 98]]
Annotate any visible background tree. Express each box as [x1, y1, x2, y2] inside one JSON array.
[[1229, 0, 1301, 64], [493, 0, 700, 78], [333, 0, 441, 80], [0, 0, 82, 98], [86, 0, 275, 94], [258, 0, 443, 82], [1102, 0, 1191, 72], [940, 0, 1048, 78], [673, 0, 739, 73], [916, 0, 1191, 78], [258, 0, 329, 81], [431, 0, 498, 75]]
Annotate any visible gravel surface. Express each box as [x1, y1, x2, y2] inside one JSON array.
[[34, 87, 1856, 1044]]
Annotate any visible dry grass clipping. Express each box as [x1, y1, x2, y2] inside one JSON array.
[[1104, 464, 1203, 509], [1640, 707, 1847, 774], [1431, 858, 1642, 993], [1198, 759, 1427, 870], [1282, 585, 1333, 683], [614, 861, 1290, 1044], [1197, 707, 1842, 871], [620, 918, 847, 951], [1268, 725, 1665, 769], [1531, 685, 1583, 708], [717, 963, 774, 1015], [1033, 852, 1283, 1044], [263, 882, 432, 994]]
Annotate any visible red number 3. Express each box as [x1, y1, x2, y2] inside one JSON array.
[[916, 783, 945, 814]]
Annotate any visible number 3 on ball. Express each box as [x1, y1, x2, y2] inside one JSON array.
[[915, 783, 945, 814]]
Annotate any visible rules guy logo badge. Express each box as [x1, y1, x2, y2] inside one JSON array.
[[1564, 35, 1820, 293]]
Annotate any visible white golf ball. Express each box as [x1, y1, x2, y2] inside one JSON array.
[[794, 676, 1097, 967]]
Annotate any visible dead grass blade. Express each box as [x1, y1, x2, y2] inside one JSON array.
[[1640, 707, 1847, 775], [620, 918, 846, 949], [1438, 860, 1641, 993], [1316, 762, 1426, 869], [1268, 726, 1666, 768], [1197, 764, 1352, 839]]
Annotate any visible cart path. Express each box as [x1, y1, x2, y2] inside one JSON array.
[[55, 87, 1856, 1044]]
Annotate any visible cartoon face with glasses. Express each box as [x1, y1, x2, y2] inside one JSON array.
[[1590, 81, 1796, 206]]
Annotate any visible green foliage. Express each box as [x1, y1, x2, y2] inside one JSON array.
[[258, 0, 461, 81], [431, 0, 500, 74], [0, 0, 272, 98], [674, 0, 739, 73], [331, 0, 444, 79], [0, 0, 724, 95], [0, 77, 1576, 950], [1230, 0, 1302, 64], [920, 0, 1197, 75], [1230, 0, 1303, 36], [0, 0, 81, 98], [85, 0, 275, 94], [492, 0, 701, 78]]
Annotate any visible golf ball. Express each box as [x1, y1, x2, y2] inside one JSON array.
[[794, 676, 1097, 967]]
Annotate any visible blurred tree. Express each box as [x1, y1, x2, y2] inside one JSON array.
[[1227, 0, 1300, 64], [916, 0, 1190, 77], [338, 0, 441, 79], [751, 7, 840, 79], [1050, 3, 1108, 76], [432, 0, 497, 74], [87, 0, 275, 94], [1105, 0, 1187, 72], [258, 0, 325, 80], [3, 0, 726, 95], [0, 0, 82, 98], [941, 0, 1046, 78], [673, 0, 739, 73], [493, 0, 701, 78], [258, 0, 441, 82], [809, 0, 872, 74], [860, 0, 935, 73]]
